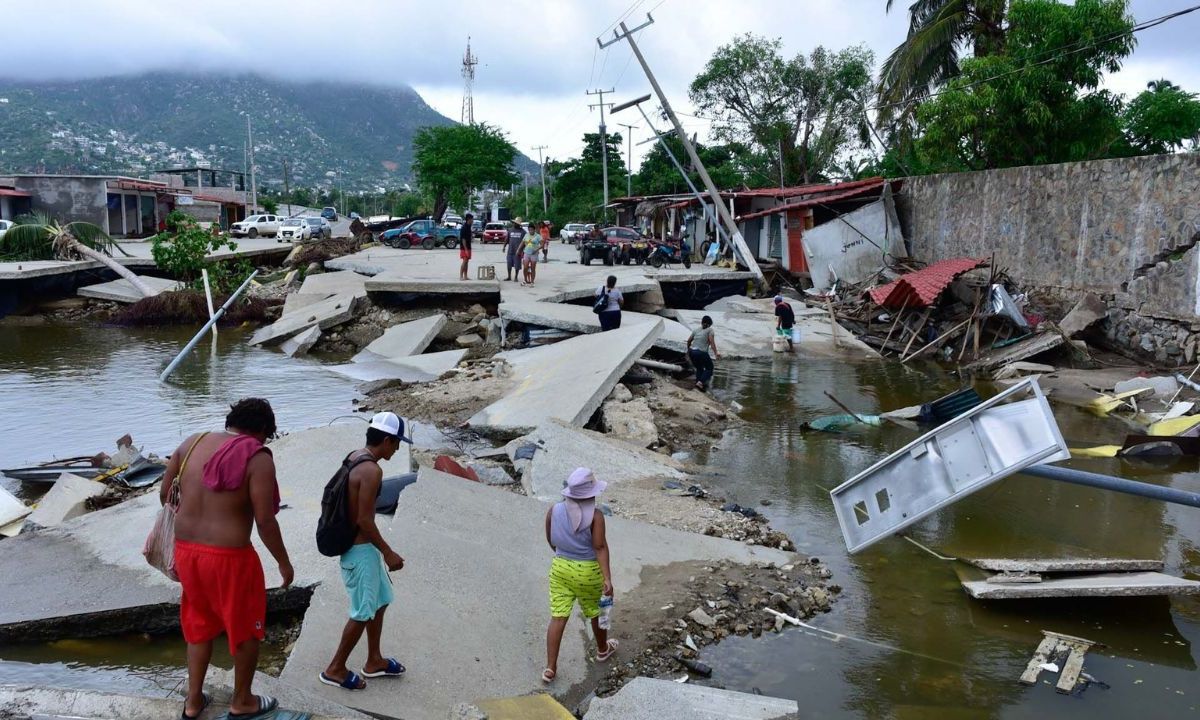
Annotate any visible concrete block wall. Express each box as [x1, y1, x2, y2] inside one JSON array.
[[902, 153, 1200, 364], [13, 175, 109, 230]]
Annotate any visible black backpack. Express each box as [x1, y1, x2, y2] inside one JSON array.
[[315, 454, 376, 557], [593, 287, 609, 314]]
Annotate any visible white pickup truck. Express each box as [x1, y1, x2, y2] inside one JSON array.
[[230, 214, 281, 238]]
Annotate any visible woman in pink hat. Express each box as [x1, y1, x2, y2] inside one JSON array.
[[541, 467, 616, 683]]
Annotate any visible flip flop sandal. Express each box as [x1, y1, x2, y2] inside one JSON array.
[[596, 639, 620, 663], [180, 691, 210, 719], [319, 671, 367, 691], [226, 694, 278, 720], [541, 668, 556, 684], [361, 658, 405, 678]]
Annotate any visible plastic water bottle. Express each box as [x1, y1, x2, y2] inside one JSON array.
[[597, 594, 614, 630]]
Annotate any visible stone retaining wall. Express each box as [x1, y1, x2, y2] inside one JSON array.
[[901, 153, 1200, 364]]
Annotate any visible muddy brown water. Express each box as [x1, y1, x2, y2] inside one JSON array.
[[2, 325, 1200, 718]]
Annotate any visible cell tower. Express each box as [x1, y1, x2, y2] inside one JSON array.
[[461, 37, 478, 125]]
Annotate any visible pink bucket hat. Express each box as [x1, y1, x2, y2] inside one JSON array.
[[562, 467, 607, 500]]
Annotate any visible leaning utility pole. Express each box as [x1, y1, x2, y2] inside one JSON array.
[[600, 16, 763, 286], [246, 115, 258, 212], [617, 122, 636, 196], [533, 145, 549, 214], [587, 88, 614, 222]]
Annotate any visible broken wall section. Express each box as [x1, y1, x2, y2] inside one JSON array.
[[901, 153, 1200, 363]]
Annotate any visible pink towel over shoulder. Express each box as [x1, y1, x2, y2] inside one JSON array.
[[202, 434, 279, 514]]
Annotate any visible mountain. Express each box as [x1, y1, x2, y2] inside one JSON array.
[[0, 72, 466, 191]]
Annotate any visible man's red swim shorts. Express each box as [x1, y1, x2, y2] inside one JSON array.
[[175, 540, 267, 654]]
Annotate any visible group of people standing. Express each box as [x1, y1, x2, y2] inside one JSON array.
[[503, 219, 551, 286], [162, 399, 616, 719]]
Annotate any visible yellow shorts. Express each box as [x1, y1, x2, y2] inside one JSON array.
[[548, 556, 604, 619]]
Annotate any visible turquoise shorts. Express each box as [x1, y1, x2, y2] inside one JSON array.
[[340, 543, 393, 622]]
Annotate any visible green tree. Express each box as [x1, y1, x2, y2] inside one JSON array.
[[1, 213, 152, 297], [634, 137, 743, 195], [261, 196, 279, 215], [412, 123, 519, 221], [1123, 79, 1200, 155], [545, 132, 627, 227], [914, 0, 1133, 172], [689, 36, 874, 185], [150, 211, 248, 292], [879, 0, 1009, 114]]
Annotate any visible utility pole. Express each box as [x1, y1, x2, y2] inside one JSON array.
[[587, 88, 614, 222], [532, 145, 549, 214], [777, 137, 785, 189], [282, 158, 291, 217], [523, 173, 530, 218], [617, 123, 636, 196], [246, 115, 257, 213], [600, 16, 763, 286]]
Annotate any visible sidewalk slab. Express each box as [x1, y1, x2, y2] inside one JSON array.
[[282, 467, 794, 720], [675, 304, 877, 359], [509, 421, 686, 501], [583, 677, 798, 720], [365, 273, 501, 295], [499, 301, 691, 352], [469, 320, 664, 436], [77, 275, 182, 303], [282, 271, 369, 316], [281, 325, 322, 357], [327, 349, 466, 383], [474, 694, 575, 719], [352, 313, 446, 362], [25, 473, 107, 529], [250, 292, 361, 346]]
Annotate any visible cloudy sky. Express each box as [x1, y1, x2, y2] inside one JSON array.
[[4, 0, 1198, 173]]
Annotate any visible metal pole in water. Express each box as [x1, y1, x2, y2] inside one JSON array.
[[201, 269, 217, 338], [159, 270, 258, 383], [1026, 463, 1200, 509]]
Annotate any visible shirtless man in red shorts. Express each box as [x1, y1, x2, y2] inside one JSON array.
[[161, 398, 294, 720]]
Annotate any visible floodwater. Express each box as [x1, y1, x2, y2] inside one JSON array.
[[697, 357, 1200, 719], [2, 324, 1200, 718]]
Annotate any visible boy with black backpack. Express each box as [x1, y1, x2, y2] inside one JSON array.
[[317, 412, 412, 691]]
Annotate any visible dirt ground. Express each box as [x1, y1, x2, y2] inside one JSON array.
[[634, 375, 739, 454]]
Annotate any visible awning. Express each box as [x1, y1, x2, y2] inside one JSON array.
[[736, 180, 887, 221], [0, 188, 31, 197], [109, 179, 168, 192]]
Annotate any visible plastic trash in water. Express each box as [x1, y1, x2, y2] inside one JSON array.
[[805, 414, 883, 433], [1039, 662, 1060, 673]]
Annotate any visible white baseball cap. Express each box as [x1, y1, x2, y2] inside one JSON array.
[[369, 411, 413, 444]]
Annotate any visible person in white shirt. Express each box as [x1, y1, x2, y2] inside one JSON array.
[[595, 275, 624, 331]]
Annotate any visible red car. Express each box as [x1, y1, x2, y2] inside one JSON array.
[[482, 222, 509, 244]]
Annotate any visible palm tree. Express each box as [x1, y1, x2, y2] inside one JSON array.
[[879, 0, 1009, 115], [1147, 78, 1180, 93], [2, 213, 155, 298]]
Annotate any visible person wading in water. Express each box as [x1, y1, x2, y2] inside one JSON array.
[[163, 398, 293, 720]]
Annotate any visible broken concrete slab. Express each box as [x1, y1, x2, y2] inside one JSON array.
[[473, 694, 576, 720], [962, 571, 1200, 599], [204, 668, 373, 719], [967, 558, 1164, 573], [25, 473, 107, 530], [77, 275, 182, 303], [296, 269, 369, 296], [498, 301, 692, 352], [351, 313, 446, 362], [327, 349, 467, 384], [1059, 292, 1108, 338], [250, 292, 360, 346], [964, 330, 1066, 375], [0, 485, 30, 529], [469, 321, 664, 436], [0, 424, 409, 640], [674, 304, 877, 359], [282, 290, 335, 316], [365, 272, 501, 296], [281, 325, 322, 357], [1114, 375, 1179, 400], [507, 421, 686, 501], [583, 677, 798, 720], [993, 361, 1056, 380], [283, 466, 793, 720]]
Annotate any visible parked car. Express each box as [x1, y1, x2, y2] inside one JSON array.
[[0, 219, 11, 240], [305, 216, 332, 240], [349, 212, 360, 220], [230, 214, 280, 238], [321, 207, 338, 221], [277, 217, 312, 242], [603, 226, 652, 265], [560, 223, 588, 244], [380, 219, 461, 249], [482, 222, 508, 244]]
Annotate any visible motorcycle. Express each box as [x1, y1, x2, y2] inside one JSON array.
[[647, 235, 692, 269]]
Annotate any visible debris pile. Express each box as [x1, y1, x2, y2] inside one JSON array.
[[594, 558, 837, 696]]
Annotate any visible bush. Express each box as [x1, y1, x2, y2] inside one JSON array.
[[151, 212, 251, 293]]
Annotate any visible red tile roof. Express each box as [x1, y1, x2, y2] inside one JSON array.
[[868, 257, 988, 308]]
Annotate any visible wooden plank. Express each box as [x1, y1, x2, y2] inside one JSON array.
[[900, 307, 933, 359], [1057, 644, 1089, 694], [881, 296, 911, 353], [1019, 634, 1060, 685], [903, 316, 973, 364]]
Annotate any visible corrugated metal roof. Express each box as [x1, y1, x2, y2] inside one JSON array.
[[731, 176, 885, 199], [867, 257, 988, 308]]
